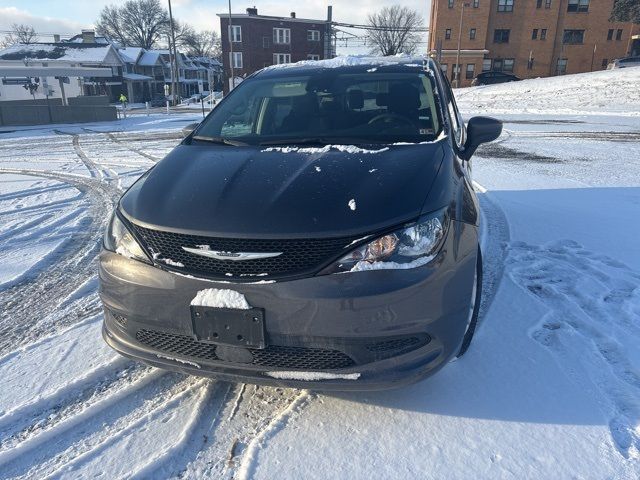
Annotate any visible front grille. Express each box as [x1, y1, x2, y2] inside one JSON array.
[[136, 329, 356, 370], [366, 336, 425, 353], [131, 224, 362, 280]]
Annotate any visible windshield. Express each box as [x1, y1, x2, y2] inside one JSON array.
[[193, 70, 442, 145]]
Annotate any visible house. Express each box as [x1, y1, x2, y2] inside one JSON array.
[[0, 40, 124, 102], [0, 29, 223, 104], [428, 0, 640, 87], [218, 6, 335, 91]]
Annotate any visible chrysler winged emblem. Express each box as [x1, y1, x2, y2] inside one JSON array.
[[182, 246, 282, 261]]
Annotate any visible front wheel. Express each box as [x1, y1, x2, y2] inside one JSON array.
[[457, 246, 483, 358]]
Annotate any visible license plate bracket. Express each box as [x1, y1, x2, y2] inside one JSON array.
[[190, 306, 266, 349]]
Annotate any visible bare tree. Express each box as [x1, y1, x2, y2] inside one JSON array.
[[183, 30, 221, 59], [169, 19, 196, 48], [1, 24, 39, 47], [96, 0, 169, 49], [366, 5, 423, 56], [610, 0, 640, 23]]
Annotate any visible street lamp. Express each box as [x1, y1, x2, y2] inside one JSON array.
[[454, 3, 470, 88]]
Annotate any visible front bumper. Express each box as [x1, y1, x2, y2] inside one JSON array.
[[99, 220, 478, 390]]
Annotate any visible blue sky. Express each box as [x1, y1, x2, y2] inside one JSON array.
[[0, 1, 431, 54]]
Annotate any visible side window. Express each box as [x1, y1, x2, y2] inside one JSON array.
[[441, 74, 465, 148]]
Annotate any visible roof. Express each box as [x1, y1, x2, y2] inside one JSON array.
[[138, 50, 163, 66], [64, 33, 110, 44], [0, 43, 120, 64], [216, 13, 327, 24], [119, 47, 144, 63], [123, 72, 153, 81]]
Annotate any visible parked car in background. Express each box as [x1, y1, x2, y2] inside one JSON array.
[[607, 56, 640, 69], [100, 58, 502, 390], [471, 71, 521, 86]]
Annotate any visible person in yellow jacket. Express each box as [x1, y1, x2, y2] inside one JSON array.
[[119, 93, 128, 109]]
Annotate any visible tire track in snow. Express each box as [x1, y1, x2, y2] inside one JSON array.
[[0, 165, 119, 354], [507, 240, 640, 460]]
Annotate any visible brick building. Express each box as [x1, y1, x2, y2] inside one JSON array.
[[218, 7, 335, 91], [428, 0, 640, 87]]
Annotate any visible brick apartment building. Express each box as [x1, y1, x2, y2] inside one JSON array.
[[218, 7, 335, 91], [428, 0, 640, 87]]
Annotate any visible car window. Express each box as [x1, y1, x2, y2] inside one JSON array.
[[440, 74, 465, 148], [194, 70, 443, 145]]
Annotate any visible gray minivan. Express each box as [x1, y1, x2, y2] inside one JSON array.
[[99, 57, 502, 390]]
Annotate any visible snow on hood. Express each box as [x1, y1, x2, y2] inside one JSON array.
[[190, 288, 251, 309], [262, 145, 389, 154]]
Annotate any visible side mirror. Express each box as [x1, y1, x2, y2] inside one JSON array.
[[460, 116, 502, 161], [182, 122, 200, 138]]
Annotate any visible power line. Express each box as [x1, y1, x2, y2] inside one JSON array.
[[331, 21, 429, 33]]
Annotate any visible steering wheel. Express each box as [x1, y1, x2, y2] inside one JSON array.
[[368, 113, 414, 127]]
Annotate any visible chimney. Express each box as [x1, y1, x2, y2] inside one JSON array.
[[81, 30, 95, 43], [246, 7, 257, 15], [53, 34, 61, 42], [290, 12, 296, 18], [327, 5, 332, 22]]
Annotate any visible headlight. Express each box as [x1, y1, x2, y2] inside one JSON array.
[[103, 211, 150, 263], [324, 208, 448, 274]]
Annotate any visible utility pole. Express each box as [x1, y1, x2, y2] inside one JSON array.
[[454, 3, 469, 88], [228, 0, 235, 91], [168, 0, 180, 105]]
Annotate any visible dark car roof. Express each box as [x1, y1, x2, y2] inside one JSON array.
[[254, 57, 438, 79], [477, 71, 517, 77]]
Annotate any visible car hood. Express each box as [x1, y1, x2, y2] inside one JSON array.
[[120, 142, 447, 238]]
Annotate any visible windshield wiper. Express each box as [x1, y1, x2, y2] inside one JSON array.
[[259, 138, 331, 146], [260, 137, 390, 147], [192, 135, 249, 146]]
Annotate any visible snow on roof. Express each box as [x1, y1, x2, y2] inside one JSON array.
[[263, 54, 429, 72], [119, 47, 144, 63], [0, 43, 116, 63], [138, 50, 163, 66]]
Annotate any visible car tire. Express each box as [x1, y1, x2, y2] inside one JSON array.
[[457, 245, 483, 358]]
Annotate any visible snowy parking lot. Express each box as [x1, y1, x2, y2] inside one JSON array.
[[0, 69, 639, 479]]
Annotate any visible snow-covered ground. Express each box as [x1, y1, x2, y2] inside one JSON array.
[[0, 71, 638, 479]]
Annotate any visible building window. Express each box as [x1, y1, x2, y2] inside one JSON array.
[[536, 0, 542, 7], [466, 63, 475, 79], [445, 28, 452, 40], [497, 0, 514, 12], [494, 29, 510, 43], [563, 29, 585, 44], [448, 0, 454, 8], [503, 59, 514, 72], [473, 0, 479, 7], [308, 30, 320, 41], [307, 54, 320, 60], [532, 29, 538, 40], [601, 58, 609, 68], [567, 0, 589, 13], [230, 51, 242, 69], [273, 28, 291, 44], [556, 58, 567, 75], [482, 59, 492, 71], [470, 28, 476, 40], [229, 25, 242, 42], [607, 29, 614, 41], [273, 53, 291, 64], [451, 64, 460, 82], [616, 29, 623, 41], [545, 0, 551, 8], [541, 29, 547, 40]]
